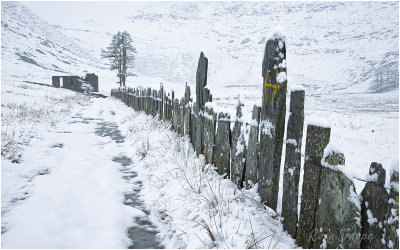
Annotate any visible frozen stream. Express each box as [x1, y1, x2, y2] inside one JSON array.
[[1, 98, 162, 248]]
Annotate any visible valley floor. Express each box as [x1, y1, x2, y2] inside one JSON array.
[[1, 96, 296, 248]]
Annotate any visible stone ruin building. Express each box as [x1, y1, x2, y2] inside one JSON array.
[[52, 73, 98, 93]]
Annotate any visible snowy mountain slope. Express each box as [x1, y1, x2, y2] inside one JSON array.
[[53, 1, 399, 94], [1, 1, 113, 164], [1, 1, 106, 85]]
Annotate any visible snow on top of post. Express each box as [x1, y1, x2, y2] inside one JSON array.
[[306, 116, 331, 128], [289, 84, 305, 92], [266, 26, 286, 42], [204, 101, 231, 117], [364, 171, 379, 183], [320, 142, 355, 180], [323, 142, 344, 157]]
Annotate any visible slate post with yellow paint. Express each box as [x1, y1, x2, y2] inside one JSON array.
[[258, 32, 287, 211]]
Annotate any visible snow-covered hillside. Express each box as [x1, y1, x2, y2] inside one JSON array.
[[1, 1, 105, 85], [49, 1, 398, 94]]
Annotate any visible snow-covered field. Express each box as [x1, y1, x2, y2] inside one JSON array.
[[1, 1, 398, 248]]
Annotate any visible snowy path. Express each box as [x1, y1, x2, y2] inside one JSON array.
[[2, 96, 297, 249], [1, 98, 162, 248]]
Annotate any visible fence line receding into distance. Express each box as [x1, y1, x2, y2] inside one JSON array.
[[110, 33, 399, 249]]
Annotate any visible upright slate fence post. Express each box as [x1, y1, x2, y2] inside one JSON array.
[[194, 52, 209, 156], [244, 105, 260, 186], [296, 124, 331, 248], [143, 88, 147, 114], [191, 104, 198, 147], [159, 85, 164, 120], [385, 168, 399, 249], [184, 84, 191, 136], [195, 111, 204, 155], [313, 151, 361, 248], [196, 52, 208, 110], [203, 107, 216, 165], [281, 89, 305, 238], [139, 89, 143, 111], [258, 33, 288, 210], [153, 90, 158, 117], [164, 92, 171, 121], [214, 112, 231, 177], [163, 90, 168, 121], [135, 88, 139, 111], [178, 98, 185, 135], [231, 100, 247, 187], [360, 162, 389, 249], [146, 88, 151, 115], [173, 98, 179, 133]]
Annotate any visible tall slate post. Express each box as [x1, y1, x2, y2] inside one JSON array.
[[196, 52, 208, 109], [191, 104, 198, 147], [195, 52, 209, 156], [360, 162, 389, 249], [168, 91, 174, 119], [245, 105, 260, 186], [163, 91, 168, 120], [159, 85, 164, 120], [258, 33, 287, 210], [203, 107, 216, 165], [313, 152, 362, 249], [136, 89, 140, 110], [172, 99, 179, 133], [184, 84, 191, 136], [143, 88, 147, 114], [128, 93, 132, 108], [178, 98, 185, 136], [167, 95, 173, 121], [281, 90, 305, 238], [214, 112, 231, 177], [151, 90, 155, 116], [385, 168, 399, 249], [231, 100, 247, 187], [195, 112, 204, 155], [296, 124, 331, 248], [147, 88, 152, 115], [139, 89, 143, 111]]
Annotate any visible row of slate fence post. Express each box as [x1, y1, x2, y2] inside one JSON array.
[[110, 33, 398, 249]]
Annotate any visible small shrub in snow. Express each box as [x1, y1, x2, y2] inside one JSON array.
[[1, 82, 90, 161]]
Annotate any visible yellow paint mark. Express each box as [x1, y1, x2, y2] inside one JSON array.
[[264, 70, 269, 104], [264, 70, 280, 105]]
